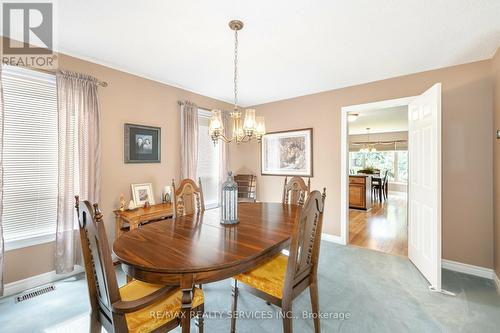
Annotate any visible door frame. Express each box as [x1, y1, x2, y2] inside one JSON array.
[[340, 96, 416, 246]]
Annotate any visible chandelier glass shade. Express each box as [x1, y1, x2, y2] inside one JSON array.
[[208, 20, 266, 144], [359, 127, 377, 153]]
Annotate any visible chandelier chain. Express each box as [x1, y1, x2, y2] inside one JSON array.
[[233, 29, 239, 112], [208, 20, 265, 145]]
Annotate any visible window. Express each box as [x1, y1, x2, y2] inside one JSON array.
[[349, 150, 408, 183], [197, 109, 220, 208], [2, 65, 58, 246], [396, 151, 408, 183]]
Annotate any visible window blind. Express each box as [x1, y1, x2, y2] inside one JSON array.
[[2, 65, 58, 242], [197, 109, 220, 207]]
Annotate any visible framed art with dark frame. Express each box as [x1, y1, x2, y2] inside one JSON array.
[[124, 123, 161, 163], [260, 128, 313, 177]]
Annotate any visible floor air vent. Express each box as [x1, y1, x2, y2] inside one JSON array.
[[15, 284, 56, 303]]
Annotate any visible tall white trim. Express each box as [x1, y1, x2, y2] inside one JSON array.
[[340, 96, 416, 246], [321, 233, 345, 245], [2, 266, 84, 298], [441, 259, 494, 280]]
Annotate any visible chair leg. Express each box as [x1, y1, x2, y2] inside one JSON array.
[[197, 304, 204, 333], [281, 302, 293, 333], [230, 279, 239, 333], [309, 278, 320, 333], [89, 312, 101, 333]]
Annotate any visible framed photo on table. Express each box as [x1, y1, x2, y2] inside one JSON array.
[[124, 123, 161, 163], [261, 128, 313, 177], [131, 183, 155, 207]]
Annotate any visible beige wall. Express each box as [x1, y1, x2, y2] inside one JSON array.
[[4, 52, 231, 284], [230, 60, 494, 269], [493, 47, 500, 278]]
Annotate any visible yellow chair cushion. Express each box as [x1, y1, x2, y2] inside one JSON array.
[[234, 254, 288, 299], [119, 280, 204, 333]]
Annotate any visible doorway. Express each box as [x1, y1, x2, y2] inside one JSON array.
[[347, 106, 409, 257], [340, 84, 443, 290]]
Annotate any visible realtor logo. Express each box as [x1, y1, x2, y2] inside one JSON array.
[[2, 2, 56, 68]]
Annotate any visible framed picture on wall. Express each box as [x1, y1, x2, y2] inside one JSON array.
[[131, 183, 155, 207], [261, 128, 313, 176], [124, 123, 161, 163]]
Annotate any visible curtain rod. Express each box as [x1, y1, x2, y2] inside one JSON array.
[[351, 139, 407, 145], [3, 62, 108, 87], [178, 100, 216, 112]]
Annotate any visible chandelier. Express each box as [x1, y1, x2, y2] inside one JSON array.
[[359, 128, 377, 153], [209, 20, 266, 144]]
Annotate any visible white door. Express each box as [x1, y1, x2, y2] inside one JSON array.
[[408, 83, 442, 290]]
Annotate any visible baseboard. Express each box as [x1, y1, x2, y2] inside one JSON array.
[[3, 266, 84, 298], [494, 272, 500, 293], [321, 233, 345, 245], [442, 259, 494, 280]]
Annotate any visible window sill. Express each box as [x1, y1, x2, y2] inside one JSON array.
[[5, 233, 56, 252], [205, 202, 219, 210]]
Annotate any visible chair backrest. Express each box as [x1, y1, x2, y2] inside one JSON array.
[[234, 174, 257, 202], [75, 196, 121, 330], [284, 189, 326, 293], [282, 176, 310, 206], [382, 169, 389, 184], [172, 178, 205, 217]]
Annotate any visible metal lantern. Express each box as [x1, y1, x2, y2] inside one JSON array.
[[221, 171, 239, 224]]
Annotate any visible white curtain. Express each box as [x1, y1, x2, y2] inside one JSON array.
[[180, 101, 199, 180], [218, 111, 230, 205], [55, 71, 101, 274], [0, 66, 4, 296]]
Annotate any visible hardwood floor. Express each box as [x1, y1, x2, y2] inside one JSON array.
[[349, 191, 408, 256]]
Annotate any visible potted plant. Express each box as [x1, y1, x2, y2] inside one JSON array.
[[357, 166, 378, 174]]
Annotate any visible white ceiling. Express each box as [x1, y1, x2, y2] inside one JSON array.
[[348, 106, 408, 134], [6, 0, 500, 106]]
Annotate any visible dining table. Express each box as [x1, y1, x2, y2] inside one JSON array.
[[113, 202, 298, 333]]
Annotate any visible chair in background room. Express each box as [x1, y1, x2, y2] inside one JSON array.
[[171, 178, 205, 217], [230, 189, 327, 333], [383, 170, 389, 200], [372, 169, 389, 202], [75, 196, 204, 333], [282, 176, 310, 206], [234, 174, 257, 202]]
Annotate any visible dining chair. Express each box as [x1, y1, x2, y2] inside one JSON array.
[[234, 174, 257, 202], [382, 170, 389, 200], [371, 176, 382, 202], [371, 170, 388, 202], [282, 176, 311, 206], [230, 188, 327, 333], [171, 178, 205, 217], [75, 196, 205, 333]]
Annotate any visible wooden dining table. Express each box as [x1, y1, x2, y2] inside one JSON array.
[[113, 202, 298, 333]]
